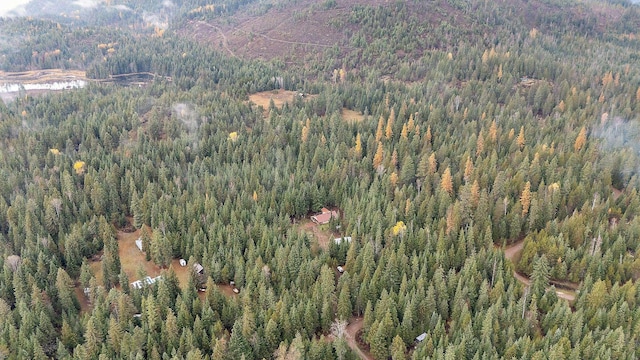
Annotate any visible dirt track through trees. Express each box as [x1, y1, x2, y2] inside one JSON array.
[[502, 240, 577, 301], [345, 317, 373, 360]]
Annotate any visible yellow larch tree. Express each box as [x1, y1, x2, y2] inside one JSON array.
[[489, 120, 498, 142], [521, 181, 531, 216], [354, 133, 362, 157], [476, 130, 484, 157], [574, 127, 587, 152], [373, 142, 384, 169], [516, 126, 525, 149], [385, 108, 395, 140], [390, 171, 398, 187], [441, 167, 454, 195], [400, 123, 408, 139], [375, 116, 385, 141], [407, 113, 415, 132], [463, 157, 473, 183], [428, 153, 437, 174]]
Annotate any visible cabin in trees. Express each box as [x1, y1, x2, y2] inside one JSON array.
[[311, 208, 339, 225], [415, 333, 427, 343], [193, 263, 204, 275]]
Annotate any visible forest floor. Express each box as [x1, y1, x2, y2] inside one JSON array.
[[345, 317, 374, 360], [501, 240, 578, 302]]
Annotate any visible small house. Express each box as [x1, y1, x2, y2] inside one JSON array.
[[416, 333, 427, 343], [311, 208, 339, 225], [135, 238, 143, 252], [334, 236, 352, 245], [193, 263, 204, 275]]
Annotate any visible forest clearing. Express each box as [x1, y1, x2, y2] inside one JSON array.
[[341, 108, 364, 123], [3, 0, 640, 359]]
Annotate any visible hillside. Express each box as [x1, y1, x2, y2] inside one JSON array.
[[1, 0, 640, 360]]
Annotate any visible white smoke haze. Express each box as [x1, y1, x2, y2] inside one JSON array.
[[593, 113, 640, 186], [163, 0, 175, 8], [111, 4, 133, 12], [72, 0, 100, 9], [143, 11, 168, 29], [172, 103, 198, 131], [172, 103, 201, 149]]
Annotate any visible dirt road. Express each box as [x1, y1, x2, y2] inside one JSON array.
[[501, 240, 576, 301], [345, 317, 374, 360]]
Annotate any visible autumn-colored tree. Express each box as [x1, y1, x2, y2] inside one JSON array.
[[476, 130, 484, 156], [301, 118, 310, 144], [441, 167, 454, 195], [517, 126, 526, 150], [574, 127, 587, 152], [373, 142, 384, 170], [428, 153, 437, 175], [385, 108, 395, 139], [463, 157, 473, 183], [521, 181, 531, 216], [375, 116, 385, 141], [489, 120, 498, 142], [354, 133, 362, 157]]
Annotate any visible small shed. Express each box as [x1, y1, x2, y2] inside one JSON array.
[[416, 333, 427, 343], [334, 236, 352, 245], [193, 263, 204, 274], [135, 238, 143, 252], [179, 259, 187, 267], [337, 266, 344, 273]]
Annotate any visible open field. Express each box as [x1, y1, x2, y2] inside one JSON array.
[[0, 69, 87, 84], [248, 89, 304, 109]]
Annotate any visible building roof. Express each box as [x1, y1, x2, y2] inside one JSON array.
[[311, 208, 338, 224], [135, 238, 143, 251], [416, 333, 427, 342], [334, 236, 352, 244], [193, 263, 204, 274]]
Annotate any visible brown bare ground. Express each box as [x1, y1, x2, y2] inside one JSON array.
[[346, 317, 374, 360], [248, 90, 300, 109], [341, 108, 364, 123], [298, 219, 332, 250], [0, 69, 86, 84], [178, 0, 397, 63]]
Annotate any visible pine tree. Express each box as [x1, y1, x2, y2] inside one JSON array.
[[390, 335, 406, 360]]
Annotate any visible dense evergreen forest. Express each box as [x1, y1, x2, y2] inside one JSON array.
[[1, 0, 640, 359]]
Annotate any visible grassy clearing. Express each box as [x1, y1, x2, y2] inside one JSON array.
[[341, 108, 364, 123]]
